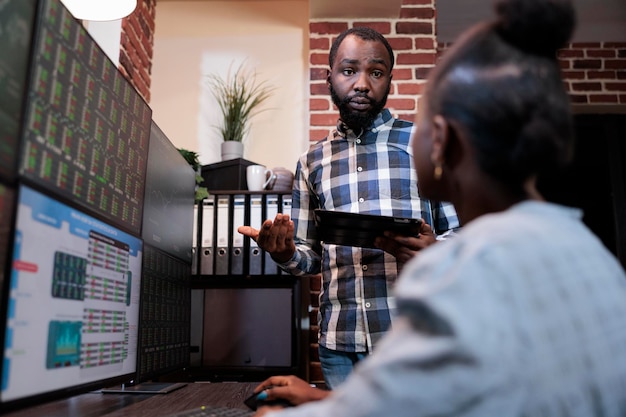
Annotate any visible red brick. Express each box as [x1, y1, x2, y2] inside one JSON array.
[[309, 37, 329, 51], [589, 94, 619, 103], [558, 49, 585, 58], [618, 71, 626, 80], [396, 21, 433, 35], [310, 98, 331, 111], [386, 98, 416, 111], [388, 37, 414, 51], [309, 22, 348, 35], [569, 94, 589, 104], [310, 83, 329, 96], [605, 60, 626, 70], [605, 42, 626, 48], [571, 82, 603, 91], [587, 71, 616, 80], [561, 70, 586, 80], [309, 362, 324, 384], [397, 52, 436, 65], [353, 22, 391, 35], [309, 131, 328, 143], [392, 68, 413, 80], [606, 82, 626, 91], [309, 274, 322, 291], [414, 37, 435, 50], [397, 82, 424, 95], [310, 113, 338, 126], [587, 49, 616, 58], [310, 68, 328, 81], [310, 53, 329, 66], [399, 6, 435, 19], [572, 60, 602, 70]]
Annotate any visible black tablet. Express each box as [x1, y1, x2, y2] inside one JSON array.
[[314, 209, 422, 249]]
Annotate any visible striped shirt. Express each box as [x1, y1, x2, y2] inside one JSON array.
[[278, 109, 459, 353]]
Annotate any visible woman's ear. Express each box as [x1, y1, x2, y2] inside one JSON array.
[[430, 115, 449, 167]]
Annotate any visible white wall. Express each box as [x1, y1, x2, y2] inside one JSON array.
[[150, 0, 310, 171], [83, 19, 123, 66]]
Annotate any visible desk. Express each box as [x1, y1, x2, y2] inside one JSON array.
[[3, 382, 257, 417]]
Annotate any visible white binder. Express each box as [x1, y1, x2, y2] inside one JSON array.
[[249, 195, 263, 275], [215, 196, 230, 275], [200, 198, 214, 275], [231, 194, 245, 275], [263, 194, 280, 275]]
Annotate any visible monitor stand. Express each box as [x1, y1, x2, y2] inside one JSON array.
[[100, 381, 188, 394]]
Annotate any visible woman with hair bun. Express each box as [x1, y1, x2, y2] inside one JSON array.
[[250, 1, 626, 415]]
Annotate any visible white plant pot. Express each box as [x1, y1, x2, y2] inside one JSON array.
[[221, 141, 243, 161]]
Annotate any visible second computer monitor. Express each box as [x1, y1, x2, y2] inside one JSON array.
[[0, 184, 143, 409]]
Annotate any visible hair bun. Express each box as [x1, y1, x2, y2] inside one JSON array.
[[494, 0, 577, 57]]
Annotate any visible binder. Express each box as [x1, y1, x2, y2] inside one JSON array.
[[231, 194, 245, 275], [191, 203, 198, 275], [282, 194, 293, 218], [215, 196, 230, 275], [200, 198, 214, 275], [249, 195, 263, 275], [263, 194, 280, 275]]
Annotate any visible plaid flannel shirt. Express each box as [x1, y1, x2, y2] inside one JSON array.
[[278, 109, 459, 353]]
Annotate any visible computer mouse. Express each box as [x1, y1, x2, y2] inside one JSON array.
[[243, 387, 293, 410]]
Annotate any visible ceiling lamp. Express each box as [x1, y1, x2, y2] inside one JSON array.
[[59, 0, 138, 21]]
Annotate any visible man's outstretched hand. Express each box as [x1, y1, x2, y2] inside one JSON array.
[[238, 213, 296, 263]]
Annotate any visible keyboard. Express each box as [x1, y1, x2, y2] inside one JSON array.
[[165, 405, 254, 417]]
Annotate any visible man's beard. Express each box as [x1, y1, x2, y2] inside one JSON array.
[[330, 83, 389, 132]]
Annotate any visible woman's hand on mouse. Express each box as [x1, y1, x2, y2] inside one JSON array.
[[253, 375, 330, 407]]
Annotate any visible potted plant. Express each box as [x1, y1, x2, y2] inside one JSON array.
[[178, 148, 209, 202], [206, 62, 275, 160]]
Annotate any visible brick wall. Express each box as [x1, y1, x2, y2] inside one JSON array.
[[561, 42, 626, 104], [119, 0, 156, 103], [309, 1, 626, 146]]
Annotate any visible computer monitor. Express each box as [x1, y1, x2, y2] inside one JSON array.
[[17, 0, 151, 236], [0, 184, 143, 410], [135, 243, 191, 384], [0, 0, 37, 183], [142, 121, 195, 263], [192, 282, 300, 382], [0, 184, 16, 312]]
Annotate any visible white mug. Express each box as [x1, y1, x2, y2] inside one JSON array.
[[246, 165, 274, 191]]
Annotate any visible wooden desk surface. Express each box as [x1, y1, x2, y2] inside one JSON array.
[[3, 382, 257, 417]]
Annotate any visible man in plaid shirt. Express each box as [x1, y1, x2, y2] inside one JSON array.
[[239, 27, 459, 388]]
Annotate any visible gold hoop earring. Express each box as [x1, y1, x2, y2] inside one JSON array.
[[434, 165, 443, 180]]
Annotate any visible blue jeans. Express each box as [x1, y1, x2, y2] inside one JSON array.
[[318, 345, 368, 389]]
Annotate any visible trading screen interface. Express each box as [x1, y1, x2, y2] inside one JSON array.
[[1, 185, 142, 402], [18, 0, 151, 235]]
